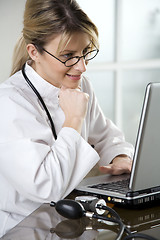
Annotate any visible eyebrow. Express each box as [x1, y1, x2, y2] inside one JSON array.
[[59, 50, 76, 54], [59, 42, 92, 54]]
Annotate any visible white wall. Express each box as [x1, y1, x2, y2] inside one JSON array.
[[0, 0, 26, 83]]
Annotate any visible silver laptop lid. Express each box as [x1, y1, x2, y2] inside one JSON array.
[[129, 83, 160, 192]]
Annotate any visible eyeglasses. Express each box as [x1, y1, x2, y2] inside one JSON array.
[[42, 47, 99, 67]]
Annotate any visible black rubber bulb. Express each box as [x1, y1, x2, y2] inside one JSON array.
[[51, 219, 84, 238], [55, 199, 84, 219]]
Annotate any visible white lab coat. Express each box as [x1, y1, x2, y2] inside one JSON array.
[[0, 63, 133, 237]]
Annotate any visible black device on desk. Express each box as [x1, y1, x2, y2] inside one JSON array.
[[51, 213, 160, 240], [1, 200, 160, 240], [75, 83, 160, 208], [51, 196, 159, 240]]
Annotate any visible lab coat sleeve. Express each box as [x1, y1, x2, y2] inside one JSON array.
[[0, 93, 99, 203], [83, 78, 134, 166]]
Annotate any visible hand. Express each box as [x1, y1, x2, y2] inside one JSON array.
[[59, 86, 89, 133], [99, 155, 132, 175]]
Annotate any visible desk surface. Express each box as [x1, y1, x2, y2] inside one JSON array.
[[1, 199, 160, 240]]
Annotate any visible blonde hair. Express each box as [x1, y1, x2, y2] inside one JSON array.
[[10, 0, 99, 76]]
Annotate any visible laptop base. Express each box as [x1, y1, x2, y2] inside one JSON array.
[[73, 189, 160, 209]]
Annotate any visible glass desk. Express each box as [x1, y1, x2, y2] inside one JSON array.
[[1, 197, 160, 240]]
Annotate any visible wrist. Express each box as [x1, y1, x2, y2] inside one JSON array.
[[63, 117, 84, 134]]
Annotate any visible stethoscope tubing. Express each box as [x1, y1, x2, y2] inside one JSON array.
[[22, 64, 57, 139]]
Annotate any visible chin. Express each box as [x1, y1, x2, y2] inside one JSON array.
[[63, 82, 81, 89]]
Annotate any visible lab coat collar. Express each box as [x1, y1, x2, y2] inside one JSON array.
[[24, 62, 60, 102]]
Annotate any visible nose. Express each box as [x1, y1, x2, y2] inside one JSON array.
[[73, 57, 87, 73]]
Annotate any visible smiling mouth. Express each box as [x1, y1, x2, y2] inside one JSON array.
[[66, 74, 81, 81]]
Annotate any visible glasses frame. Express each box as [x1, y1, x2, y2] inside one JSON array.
[[42, 47, 99, 67]]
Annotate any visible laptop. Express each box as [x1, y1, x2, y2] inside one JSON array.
[[75, 82, 160, 207]]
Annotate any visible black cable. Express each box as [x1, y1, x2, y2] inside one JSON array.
[[96, 204, 158, 240], [96, 204, 131, 235], [97, 204, 122, 220], [123, 233, 158, 240], [22, 64, 57, 139], [92, 213, 125, 240]]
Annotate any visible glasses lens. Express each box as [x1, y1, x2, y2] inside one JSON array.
[[65, 58, 78, 67], [85, 49, 98, 61], [65, 49, 99, 67]]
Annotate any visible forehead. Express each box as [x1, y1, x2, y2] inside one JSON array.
[[46, 32, 91, 52]]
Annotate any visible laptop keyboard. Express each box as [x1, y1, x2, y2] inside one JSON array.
[[88, 178, 129, 194]]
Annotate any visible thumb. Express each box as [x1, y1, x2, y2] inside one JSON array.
[[99, 165, 112, 174]]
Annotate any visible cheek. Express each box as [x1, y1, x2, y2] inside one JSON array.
[[53, 65, 69, 78], [39, 57, 69, 85], [47, 60, 67, 74], [53, 68, 68, 79]]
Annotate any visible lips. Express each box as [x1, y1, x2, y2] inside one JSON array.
[[66, 74, 81, 81]]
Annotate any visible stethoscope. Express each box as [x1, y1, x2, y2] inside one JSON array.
[[22, 64, 57, 140]]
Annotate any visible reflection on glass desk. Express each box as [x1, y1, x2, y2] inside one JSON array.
[[1, 203, 160, 240]]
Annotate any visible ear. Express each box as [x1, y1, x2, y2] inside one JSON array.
[[26, 44, 39, 62]]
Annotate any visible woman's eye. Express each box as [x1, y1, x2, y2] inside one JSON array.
[[83, 47, 91, 55], [60, 53, 73, 59]]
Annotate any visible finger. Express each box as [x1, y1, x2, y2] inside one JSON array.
[[60, 85, 67, 90], [99, 166, 112, 174], [99, 165, 127, 175], [76, 85, 81, 91], [84, 92, 89, 100], [60, 85, 81, 90]]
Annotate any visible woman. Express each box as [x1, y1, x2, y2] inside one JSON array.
[[0, 0, 133, 237]]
